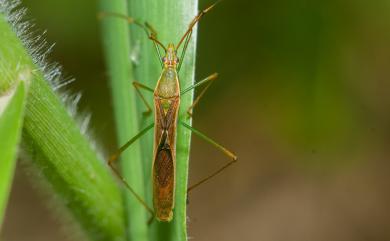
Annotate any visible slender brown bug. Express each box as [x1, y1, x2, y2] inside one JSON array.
[[101, 1, 237, 223]]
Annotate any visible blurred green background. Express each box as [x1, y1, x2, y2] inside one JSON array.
[[2, 0, 390, 240]]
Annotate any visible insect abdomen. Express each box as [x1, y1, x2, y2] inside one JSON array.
[[153, 143, 175, 221]]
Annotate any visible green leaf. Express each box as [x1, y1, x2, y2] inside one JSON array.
[[0, 82, 27, 229]]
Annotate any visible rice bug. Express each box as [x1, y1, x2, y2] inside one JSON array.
[[101, 1, 237, 223]]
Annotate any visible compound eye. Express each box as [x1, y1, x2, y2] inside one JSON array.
[[176, 57, 179, 63], [162, 57, 167, 62]]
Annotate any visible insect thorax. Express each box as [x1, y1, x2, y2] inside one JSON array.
[[155, 67, 180, 99]]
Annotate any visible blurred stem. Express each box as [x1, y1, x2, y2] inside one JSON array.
[[0, 82, 27, 229], [0, 12, 126, 241], [99, 0, 148, 241]]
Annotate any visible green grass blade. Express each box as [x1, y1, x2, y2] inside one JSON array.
[[99, 0, 198, 240], [0, 82, 27, 229], [98, 1, 148, 241], [0, 9, 126, 241], [127, 1, 198, 241]]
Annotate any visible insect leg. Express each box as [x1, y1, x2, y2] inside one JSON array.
[[182, 73, 218, 117], [108, 123, 154, 216], [177, 29, 192, 72], [181, 73, 218, 95], [133, 81, 154, 115], [144, 22, 165, 68], [98, 12, 165, 67], [179, 121, 237, 193]]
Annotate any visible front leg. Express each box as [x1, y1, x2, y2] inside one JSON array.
[[133, 81, 154, 115], [181, 73, 218, 117]]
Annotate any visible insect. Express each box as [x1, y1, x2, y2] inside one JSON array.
[[102, 1, 237, 223]]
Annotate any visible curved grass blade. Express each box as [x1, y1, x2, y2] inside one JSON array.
[[0, 9, 126, 241], [0, 82, 27, 229]]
